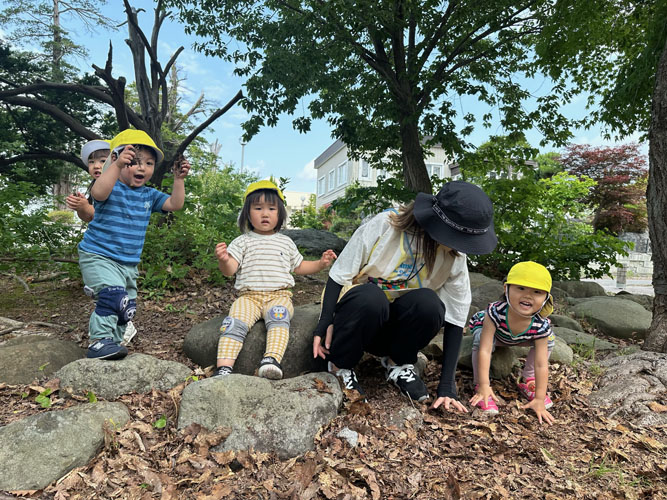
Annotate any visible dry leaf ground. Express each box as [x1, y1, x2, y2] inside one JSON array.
[[1, 275, 666, 499]]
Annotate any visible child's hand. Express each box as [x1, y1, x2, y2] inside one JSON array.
[[469, 384, 498, 411], [522, 398, 555, 426], [430, 396, 468, 413], [115, 145, 135, 169], [215, 242, 230, 263], [319, 249, 337, 268], [65, 192, 87, 210], [174, 156, 191, 179]]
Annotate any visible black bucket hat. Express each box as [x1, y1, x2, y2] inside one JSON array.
[[413, 181, 497, 255]]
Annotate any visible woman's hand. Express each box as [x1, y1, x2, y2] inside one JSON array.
[[313, 324, 334, 359], [430, 396, 468, 413]]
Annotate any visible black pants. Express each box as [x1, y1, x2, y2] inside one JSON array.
[[328, 283, 446, 369]]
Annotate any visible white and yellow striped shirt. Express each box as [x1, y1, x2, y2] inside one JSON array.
[[227, 232, 304, 292]]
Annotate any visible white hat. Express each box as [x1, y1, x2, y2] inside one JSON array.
[[80, 139, 110, 165]]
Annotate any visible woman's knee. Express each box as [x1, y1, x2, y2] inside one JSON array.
[[337, 283, 389, 316]]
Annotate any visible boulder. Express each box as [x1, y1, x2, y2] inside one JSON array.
[[0, 335, 85, 384], [553, 280, 606, 298], [469, 272, 498, 289], [184, 303, 321, 377], [55, 353, 192, 400], [470, 281, 503, 310], [178, 373, 342, 459], [550, 315, 584, 332], [281, 229, 347, 255], [0, 402, 130, 490], [615, 291, 653, 312], [553, 327, 618, 352], [571, 297, 651, 339]]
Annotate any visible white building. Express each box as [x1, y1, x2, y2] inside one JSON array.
[[313, 139, 457, 207], [283, 189, 314, 228]]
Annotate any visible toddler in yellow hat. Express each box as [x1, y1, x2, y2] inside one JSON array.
[[212, 180, 337, 379], [468, 261, 556, 425], [77, 129, 190, 360]]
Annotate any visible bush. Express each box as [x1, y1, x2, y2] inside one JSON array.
[[466, 172, 630, 280], [47, 210, 75, 223], [140, 164, 248, 290]]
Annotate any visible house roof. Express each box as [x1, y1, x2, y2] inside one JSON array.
[[314, 139, 345, 169]]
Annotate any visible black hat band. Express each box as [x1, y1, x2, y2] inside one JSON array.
[[432, 198, 488, 235]]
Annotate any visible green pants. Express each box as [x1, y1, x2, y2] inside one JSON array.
[[79, 250, 138, 343]]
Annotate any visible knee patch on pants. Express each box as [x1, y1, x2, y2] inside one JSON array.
[[95, 286, 136, 325], [264, 305, 291, 330], [219, 316, 249, 343]]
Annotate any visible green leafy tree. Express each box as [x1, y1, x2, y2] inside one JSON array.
[[289, 194, 328, 230], [170, 0, 578, 194], [534, 0, 667, 351]]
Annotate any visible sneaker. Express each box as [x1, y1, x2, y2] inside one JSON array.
[[329, 361, 365, 397], [381, 357, 429, 402], [473, 385, 499, 414], [87, 338, 128, 360], [258, 356, 283, 380], [213, 366, 233, 377], [517, 378, 553, 409], [121, 321, 137, 346]]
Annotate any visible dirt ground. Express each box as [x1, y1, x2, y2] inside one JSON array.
[[1, 274, 666, 499]]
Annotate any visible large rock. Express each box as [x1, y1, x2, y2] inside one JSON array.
[[55, 353, 192, 399], [0, 335, 85, 384], [468, 272, 498, 289], [571, 297, 652, 339], [281, 229, 347, 255], [178, 373, 342, 458], [553, 327, 618, 352], [184, 303, 321, 377], [470, 281, 503, 310], [553, 280, 607, 298], [550, 314, 584, 332], [0, 402, 130, 490], [615, 291, 653, 312]]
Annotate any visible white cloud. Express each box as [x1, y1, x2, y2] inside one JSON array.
[[297, 159, 317, 181]]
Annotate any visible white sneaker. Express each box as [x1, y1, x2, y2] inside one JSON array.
[[121, 321, 137, 346]]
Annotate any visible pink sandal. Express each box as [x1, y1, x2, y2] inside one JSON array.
[[517, 378, 553, 409]]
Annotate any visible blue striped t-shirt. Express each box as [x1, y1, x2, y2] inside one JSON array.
[[78, 181, 169, 265]]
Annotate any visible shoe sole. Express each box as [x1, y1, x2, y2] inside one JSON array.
[[87, 349, 128, 360], [258, 366, 283, 380]]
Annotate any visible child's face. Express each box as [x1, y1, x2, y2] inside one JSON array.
[[118, 146, 156, 188], [249, 195, 279, 234], [506, 284, 548, 316], [88, 152, 108, 179]]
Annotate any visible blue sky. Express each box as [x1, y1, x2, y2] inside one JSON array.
[[4, 0, 644, 193]]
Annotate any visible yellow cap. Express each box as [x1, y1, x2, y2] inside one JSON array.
[[243, 180, 285, 203], [505, 261, 553, 317], [109, 129, 164, 164]]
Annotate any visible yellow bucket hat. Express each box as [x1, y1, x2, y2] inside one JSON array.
[[109, 129, 164, 164], [243, 180, 285, 204], [505, 261, 553, 317]]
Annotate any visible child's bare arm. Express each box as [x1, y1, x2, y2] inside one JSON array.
[[66, 193, 94, 222], [522, 337, 555, 425], [215, 242, 239, 276], [92, 147, 134, 201], [294, 249, 337, 275], [162, 157, 190, 212], [469, 315, 498, 407]]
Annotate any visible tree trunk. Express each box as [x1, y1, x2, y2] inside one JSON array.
[[399, 118, 431, 194], [644, 36, 667, 353]]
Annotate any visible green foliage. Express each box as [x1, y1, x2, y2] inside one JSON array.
[[35, 388, 53, 408], [464, 171, 630, 280], [0, 180, 80, 274], [86, 391, 98, 403], [153, 415, 167, 429], [47, 210, 75, 224], [140, 157, 250, 290], [288, 194, 329, 231]]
